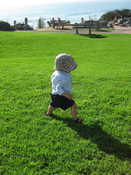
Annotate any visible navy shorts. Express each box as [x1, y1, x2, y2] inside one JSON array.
[[50, 94, 75, 110]]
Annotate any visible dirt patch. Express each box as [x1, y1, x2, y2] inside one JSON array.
[[112, 25, 131, 34]]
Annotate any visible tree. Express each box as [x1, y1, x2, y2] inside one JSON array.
[[24, 17, 28, 25], [100, 10, 121, 21], [120, 9, 131, 18], [38, 18, 45, 29], [100, 9, 131, 21], [0, 21, 11, 31]]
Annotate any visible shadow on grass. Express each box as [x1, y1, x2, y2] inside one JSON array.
[[50, 115, 131, 161], [79, 34, 107, 38], [96, 29, 112, 32]]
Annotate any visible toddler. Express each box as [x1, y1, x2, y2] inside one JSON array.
[[46, 53, 82, 122]]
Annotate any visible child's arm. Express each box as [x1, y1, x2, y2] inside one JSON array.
[[56, 79, 73, 99], [62, 93, 73, 99]]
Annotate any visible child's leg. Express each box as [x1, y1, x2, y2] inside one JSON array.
[[71, 103, 83, 121], [71, 103, 78, 118], [47, 105, 55, 115]]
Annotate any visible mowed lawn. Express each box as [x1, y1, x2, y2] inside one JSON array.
[[0, 32, 131, 175]]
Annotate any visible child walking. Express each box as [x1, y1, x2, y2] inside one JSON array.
[[46, 53, 82, 122]]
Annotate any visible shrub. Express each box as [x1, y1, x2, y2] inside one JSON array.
[[0, 21, 12, 31]]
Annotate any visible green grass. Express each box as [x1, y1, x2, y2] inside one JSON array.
[[0, 32, 131, 175]]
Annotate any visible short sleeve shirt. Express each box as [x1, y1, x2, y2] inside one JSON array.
[[51, 71, 72, 95]]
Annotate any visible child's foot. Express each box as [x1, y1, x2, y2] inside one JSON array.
[[45, 112, 53, 116], [72, 117, 83, 122], [45, 112, 57, 117]]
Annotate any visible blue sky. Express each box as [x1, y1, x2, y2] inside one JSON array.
[[0, 0, 130, 12]]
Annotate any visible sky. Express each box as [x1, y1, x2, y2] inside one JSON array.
[[0, 0, 127, 11], [1, 0, 84, 11]]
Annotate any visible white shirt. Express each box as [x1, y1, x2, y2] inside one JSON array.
[[51, 71, 72, 95]]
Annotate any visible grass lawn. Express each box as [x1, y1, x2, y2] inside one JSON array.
[[0, 32, 131, 175]]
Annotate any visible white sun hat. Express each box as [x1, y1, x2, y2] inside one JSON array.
[[55, 53, 77, 73]]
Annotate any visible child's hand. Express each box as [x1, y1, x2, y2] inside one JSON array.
[[62, 93, 73, 99]]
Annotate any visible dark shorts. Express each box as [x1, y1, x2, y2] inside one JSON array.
[[50, 94, 75, 110]]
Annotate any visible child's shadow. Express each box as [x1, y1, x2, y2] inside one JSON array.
[[51, 115, 131, 161]]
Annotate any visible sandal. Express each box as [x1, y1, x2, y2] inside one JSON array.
[[44, 112, 53, 116], [44, 112, 57, 117], [73, 117, 83, 122]]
